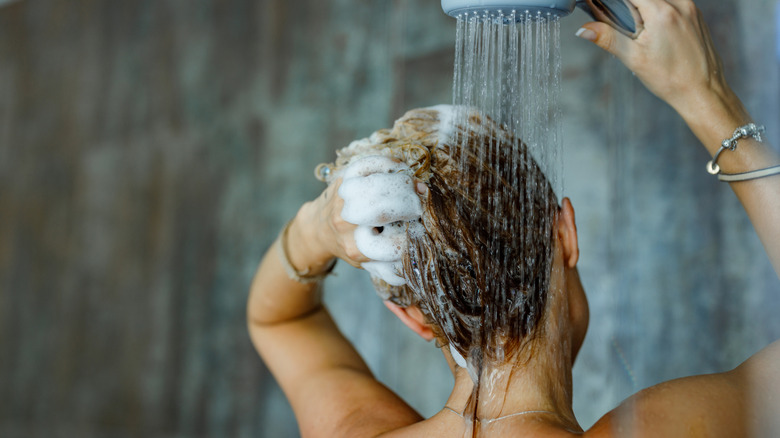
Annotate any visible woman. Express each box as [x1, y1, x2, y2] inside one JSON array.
[[248, 1, 780, 436]]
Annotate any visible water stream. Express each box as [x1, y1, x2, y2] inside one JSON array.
[[448, 10, 564, 431]]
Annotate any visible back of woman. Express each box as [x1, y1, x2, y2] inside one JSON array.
[[247, 0, 780, 436]]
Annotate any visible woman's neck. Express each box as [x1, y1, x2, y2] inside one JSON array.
[[444, 348, 580, 431], [441, 289, 582, 432]]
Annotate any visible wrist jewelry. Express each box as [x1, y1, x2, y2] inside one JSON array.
[[715, 164, 780, 182], [275, 220, 337, 284], [707, 123, 780, 182]]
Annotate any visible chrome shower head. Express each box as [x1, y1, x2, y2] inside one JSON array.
[[441, 0, 643, 37], [441, 0, 577, 20]]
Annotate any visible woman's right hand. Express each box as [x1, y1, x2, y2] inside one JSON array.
[[576, 0, 739, 118], [579, 0, 780, 276]]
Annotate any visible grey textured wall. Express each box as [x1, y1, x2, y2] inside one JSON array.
[[0, 0, 778, 437]]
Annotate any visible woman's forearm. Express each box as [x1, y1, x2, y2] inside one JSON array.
[[673, 88, 778, 173], [247, 213, 335, 326], [247, 179, 370, 326], [576, 1, 780, 276], [675, 90, 780, 274]]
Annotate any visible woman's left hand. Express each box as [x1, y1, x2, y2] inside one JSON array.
[[287, 179, 371, 273]]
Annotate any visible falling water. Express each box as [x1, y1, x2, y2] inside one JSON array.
[[448, 9, 563, 429], [452, 10, 562, 191]]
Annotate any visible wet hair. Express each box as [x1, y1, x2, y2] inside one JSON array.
[[327, 106, 559, 367]]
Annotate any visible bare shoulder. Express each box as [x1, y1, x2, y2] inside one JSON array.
[[296, 368, 425, 438], [586, 339, 780, 438]]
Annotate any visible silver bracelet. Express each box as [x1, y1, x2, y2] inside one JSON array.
[[275, 220, 336, 284], [716, 165, 780, 182], [706, 123, 780, 182]]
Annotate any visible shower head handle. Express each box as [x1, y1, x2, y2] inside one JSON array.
[[576, 0, 643, 38]]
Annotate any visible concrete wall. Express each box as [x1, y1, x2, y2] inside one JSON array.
[[0, 0, 778, 436]]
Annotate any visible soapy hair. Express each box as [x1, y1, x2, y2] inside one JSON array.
[[326, 106, 558, 367]]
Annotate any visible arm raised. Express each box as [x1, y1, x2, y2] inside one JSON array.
[[248, 180, 423, 437], [577, 1, 780, 436], [577, 0, 780, 275]]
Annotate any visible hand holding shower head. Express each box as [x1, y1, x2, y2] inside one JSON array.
[[441, 0, 643, 38]]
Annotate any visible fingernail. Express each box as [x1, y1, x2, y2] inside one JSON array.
[[576, 28, 597, 42], [416, 182, 428, 195]]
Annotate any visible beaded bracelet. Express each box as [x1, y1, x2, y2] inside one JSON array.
[[706, 123, 780, 182]]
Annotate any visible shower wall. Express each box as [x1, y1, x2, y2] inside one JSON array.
[[0, 0, 777, 437]]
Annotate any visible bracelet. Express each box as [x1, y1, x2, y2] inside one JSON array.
[[706, 123, 766, 177], [716, 165, 780, 182], [275, 220, 337, 284]]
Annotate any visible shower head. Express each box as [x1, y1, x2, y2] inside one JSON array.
[[441, 0, 643, 37], [441, 0, 577, 19]]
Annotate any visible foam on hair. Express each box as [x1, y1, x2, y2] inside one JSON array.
[[321, 106, 558, 366], [337, 155, 424, 287]]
